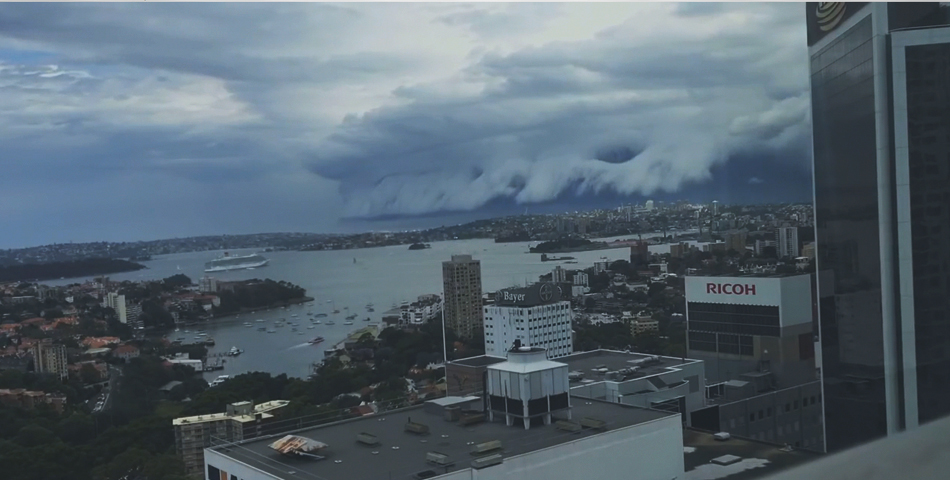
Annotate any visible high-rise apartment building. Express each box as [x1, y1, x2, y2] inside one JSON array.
[[442, 254, 483, 339], [776, 227, 800, 259], [551, 266, 568, 283], [32, 340, 68, 380], [103, 292, 127, 324], [807, 2, 950, 452]]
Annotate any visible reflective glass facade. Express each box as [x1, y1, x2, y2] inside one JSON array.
[[810, 16, 889, 451], [904, 42, 950, 424]]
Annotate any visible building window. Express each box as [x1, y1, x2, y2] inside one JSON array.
[[767, 407, 772, 417], [785, 403, 791, 413], [758, 410, 764, 420], [750, 413, 755, 422]]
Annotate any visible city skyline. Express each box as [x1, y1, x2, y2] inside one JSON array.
[[0, 3, 812, 248]]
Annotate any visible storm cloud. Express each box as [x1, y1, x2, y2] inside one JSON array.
[[0, 3, 811, 247]]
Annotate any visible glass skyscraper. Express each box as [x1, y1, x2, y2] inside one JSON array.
[[807, 2, 950, 452]]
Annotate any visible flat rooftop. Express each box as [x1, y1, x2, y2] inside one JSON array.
[[449, 355, 506, 368], [210, 399, 676, 480], [561, 349, 701, 379], [683, 429, 818, 480]]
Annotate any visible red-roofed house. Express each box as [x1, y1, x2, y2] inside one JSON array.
[[351, 405, 376, 417], [20, 317, 47, 327], [81, 337, 121, 349], [113, 345, 140, 362]]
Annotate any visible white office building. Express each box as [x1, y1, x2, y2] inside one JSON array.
[[484, 283, 573, 359]]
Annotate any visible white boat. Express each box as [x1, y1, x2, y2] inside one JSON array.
[[209, 375, 231, 387], [229, 346, 243, 356], [204, 252, 269, 272], [344, 321, 353, 325]]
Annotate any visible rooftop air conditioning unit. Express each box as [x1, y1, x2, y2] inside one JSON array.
[[470, 440, 502, 455], [471, 454, 503, 469], [426, 451, 454, 466]]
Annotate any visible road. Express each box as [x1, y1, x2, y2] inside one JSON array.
[[91, 364, 122, 414]]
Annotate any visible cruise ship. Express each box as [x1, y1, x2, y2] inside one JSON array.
[[204, 252, 269, 272]]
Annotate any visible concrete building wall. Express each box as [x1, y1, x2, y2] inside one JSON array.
[[715, 381, 824, 451], [433, 415, 684, 480], [203, 449, 281, 480], [484, 302, 572, 359]]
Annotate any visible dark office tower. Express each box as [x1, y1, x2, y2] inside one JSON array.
[[807, 2, 950, 453]]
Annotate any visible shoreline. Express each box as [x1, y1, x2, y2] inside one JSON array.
[[178, 296, 316, 327], [213, 295, 316, 320]]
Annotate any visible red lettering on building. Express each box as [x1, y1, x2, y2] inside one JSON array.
[[705, 283, 757, 296]]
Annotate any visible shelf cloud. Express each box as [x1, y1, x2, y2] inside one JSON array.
[[0, 2, 811, 247]]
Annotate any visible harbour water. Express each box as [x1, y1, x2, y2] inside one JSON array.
[[45, 234, 689, 379]]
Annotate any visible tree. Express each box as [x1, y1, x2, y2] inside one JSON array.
[[79, 364, 101, 385], [14, 425, 58, 448]]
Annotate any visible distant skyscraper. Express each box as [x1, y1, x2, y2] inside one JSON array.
[[712, 201, 719, 216], [807, 1, 950, 452], [32, 340, 67, 380], [442, 255, 484, 339], [776, 227, 800, 259], [551, 266, 568, 284]]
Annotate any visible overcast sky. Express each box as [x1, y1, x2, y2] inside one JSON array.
[[0, 2, 812, 249]]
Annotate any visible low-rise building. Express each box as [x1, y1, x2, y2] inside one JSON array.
[[0, 388, 67, 413], [448, 349, 706, 427], [204, 351, 685, 480], [631, 317, 660, 336], [113, 344, 140, 362]]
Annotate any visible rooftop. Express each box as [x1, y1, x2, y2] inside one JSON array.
[[173, 400, 290, 426], [683, 429, 818, 480], [209, 399, 675, 480], [560, 349, 701, 380], [449, 355, 506, 368]]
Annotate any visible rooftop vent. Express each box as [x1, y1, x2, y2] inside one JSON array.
[[458, 412, 485, 426], [470, 440, 502, 455], [555, 420, 582, 432], [356, 432, 380, 446], [579, 417, 607, 430], [426, 451, 454, 466], [471, 454, 504, 469], [405, 420, 430, 435]]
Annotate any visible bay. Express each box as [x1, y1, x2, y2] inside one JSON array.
[[44, 234, 695, 379]]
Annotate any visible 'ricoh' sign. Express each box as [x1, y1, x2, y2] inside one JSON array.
[[685, 276, 780, 306], [706, 283, 757, 295]]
